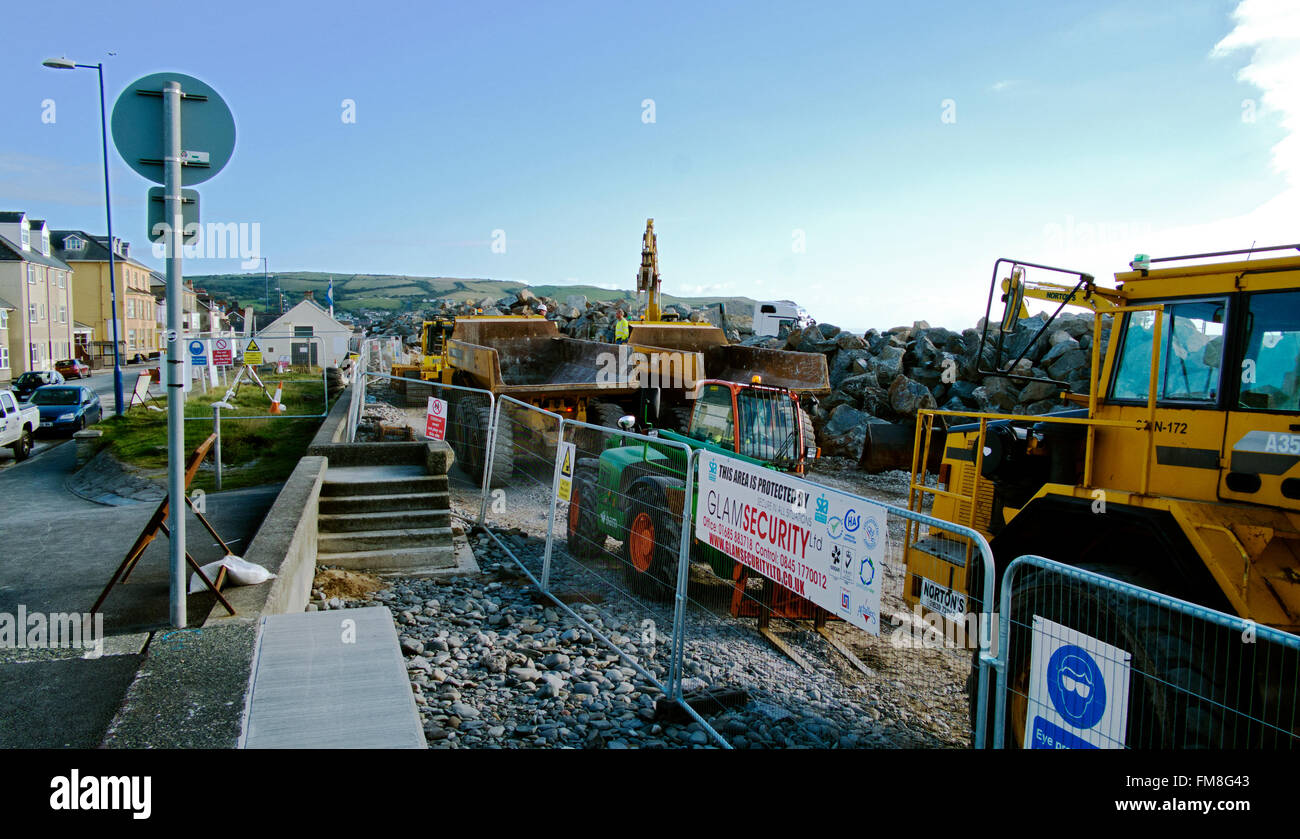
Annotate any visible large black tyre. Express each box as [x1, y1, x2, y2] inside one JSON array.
[[478, 405, 513, 489], [577, 400, 628, 459], [798, 406, 816, 459], [565, 469, 604, 560], [666, 404, 694, 435], [996, 565, 1234, 749], [455, 397, 514, 488], [11, 428, 32, 461], [620, 481, 680, 602]]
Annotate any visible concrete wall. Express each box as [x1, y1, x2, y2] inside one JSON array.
[[203, 455, 327, 626]]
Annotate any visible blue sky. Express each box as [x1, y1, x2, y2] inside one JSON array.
[[3, 0, 1296, 330]]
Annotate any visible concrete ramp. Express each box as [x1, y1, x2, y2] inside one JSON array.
[[241, 607, 425, 749]]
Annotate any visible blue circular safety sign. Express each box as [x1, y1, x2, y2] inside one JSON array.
[[1046, 644, 1106, 729]]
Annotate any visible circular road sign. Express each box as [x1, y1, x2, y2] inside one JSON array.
[[111, 72, 235, 186]]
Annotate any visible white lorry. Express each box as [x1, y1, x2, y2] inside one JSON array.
[[752, 300, 814, 338], [0, 388, 40, 461]]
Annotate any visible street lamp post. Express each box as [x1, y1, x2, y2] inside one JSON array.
[[43, 57, 125, 416]]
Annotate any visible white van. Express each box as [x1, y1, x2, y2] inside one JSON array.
[[752, 300, 813, 338]]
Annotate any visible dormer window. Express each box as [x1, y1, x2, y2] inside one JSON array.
[[20, 228, 30, 250], [64, 235, 84, 250]]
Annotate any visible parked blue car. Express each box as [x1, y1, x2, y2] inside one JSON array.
[[28, 385, 102, 434]]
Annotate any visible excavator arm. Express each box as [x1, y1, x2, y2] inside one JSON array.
[[637, 218, 662, 322]]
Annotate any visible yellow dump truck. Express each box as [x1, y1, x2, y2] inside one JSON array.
[[902, 244, 1300, 747]]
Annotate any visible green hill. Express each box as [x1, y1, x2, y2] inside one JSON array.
[[188, 271, 759, 318]]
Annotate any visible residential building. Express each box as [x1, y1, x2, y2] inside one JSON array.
[[0, 212, 77, 377], [0, 296, 13, 385], [53, 230, 158, 362], [150, 272, 202, 334], [253, 294, 351, 368]]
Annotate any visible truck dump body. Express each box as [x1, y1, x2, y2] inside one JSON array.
[[629, 322, 830, 396], [447, 317, 703, 398]]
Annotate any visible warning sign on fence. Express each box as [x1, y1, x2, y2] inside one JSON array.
[[425, 396, 447, 441], [694, 449, 884, 635], [557, 442, 576, 501], [243, 338, 263, 365], [1024, 617, 1132, 749]]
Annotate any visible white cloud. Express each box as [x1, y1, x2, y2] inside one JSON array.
[[989, 80, 1023, 93], [1213, 0, 1300, 186]]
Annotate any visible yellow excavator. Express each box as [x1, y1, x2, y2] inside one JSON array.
[[902, 244, 1300, 748]]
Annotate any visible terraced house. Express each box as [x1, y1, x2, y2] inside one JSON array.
[[0, 212, 76, 377], [53, 230, 158, 364]]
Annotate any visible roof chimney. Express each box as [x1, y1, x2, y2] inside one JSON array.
[[304, 290, 314, 300]]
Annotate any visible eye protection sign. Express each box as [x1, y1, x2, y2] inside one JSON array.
[[1025, 616, 1132, 749]]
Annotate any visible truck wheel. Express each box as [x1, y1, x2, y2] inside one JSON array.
[[997, 565, 1232, 749], [578, 400, 628, 458], [798, 406, 816, 463], [667, 404, 694, 435], [565, 469, 603, 559], [453, 396, 486, 479], [477, 404, 513, 489], [11, 429, 32, 461], [620, 481, 680, 602]]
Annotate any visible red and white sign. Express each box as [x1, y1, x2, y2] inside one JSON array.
[[425, 396, 448, 441], [695, 449, 886, 635], [212, 337, 233, 365]]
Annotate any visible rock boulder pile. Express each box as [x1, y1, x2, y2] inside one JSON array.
[[739, 311, 1111, 460]]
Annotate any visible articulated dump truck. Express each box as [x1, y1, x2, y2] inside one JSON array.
[[902, 244, 1300, 747], [406, 315, 830, 488]]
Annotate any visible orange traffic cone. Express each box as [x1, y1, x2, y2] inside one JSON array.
[[269, 382, 283, 415]]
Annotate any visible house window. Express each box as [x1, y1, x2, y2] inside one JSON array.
[[0, 309, 7, 329], [29, 344, 39, 366], [59, 305, 67, 324], [58, 272, 66, 289], [64, 235, 83, 250], [27, 265, 35, 284], [29, 304, 37, 323], [127, 329, 136, 349], [0, 346, 8, 370]]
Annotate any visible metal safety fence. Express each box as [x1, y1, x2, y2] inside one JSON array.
[[994, 555, 1300, 749], [348, 368, 499, 520], [348, 377, 1001, 748]]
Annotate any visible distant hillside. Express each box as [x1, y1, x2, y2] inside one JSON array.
[[188, 271, 760, 318]]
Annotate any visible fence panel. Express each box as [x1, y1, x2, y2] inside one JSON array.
[[670, 448, 995, 749], [995, 555, 1300, 749], [351, 370, 497, 516]]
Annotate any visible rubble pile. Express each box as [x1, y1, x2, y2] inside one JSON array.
[[740, 312, 1111, 459]]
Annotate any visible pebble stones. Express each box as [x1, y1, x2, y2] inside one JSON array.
[[379, 527, 967, 750]]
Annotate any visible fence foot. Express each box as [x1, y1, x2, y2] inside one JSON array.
[[816, 626, 876, 678], [758, 627, 815, 673]]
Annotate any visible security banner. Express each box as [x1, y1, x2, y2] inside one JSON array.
[[695, 449, 885, 634]]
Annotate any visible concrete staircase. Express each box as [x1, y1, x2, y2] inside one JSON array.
[[317, 465, 457, 573]]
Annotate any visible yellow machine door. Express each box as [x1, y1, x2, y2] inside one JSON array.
[[1101, 296, 1229, 500], [1220, 287, 1300, 511]]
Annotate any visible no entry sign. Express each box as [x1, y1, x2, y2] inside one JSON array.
[[425, 396, 447, 441]]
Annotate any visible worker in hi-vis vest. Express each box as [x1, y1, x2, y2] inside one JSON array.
[[613, 309, 630, 344]]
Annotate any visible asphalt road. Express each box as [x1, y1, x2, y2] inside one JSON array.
[[0, 433, 281, 747], [0, 361, 158, 473]]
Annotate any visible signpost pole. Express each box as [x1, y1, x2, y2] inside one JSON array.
[[212, 403, 223, 491], [164, 80, 186, 629]]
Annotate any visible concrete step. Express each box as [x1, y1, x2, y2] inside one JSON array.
[[318, 526, 453, 554], [318, 508, 451, 533], [318, 491, 449, 515], [322, 474, 449, 498], [320, 545, 458, 574]]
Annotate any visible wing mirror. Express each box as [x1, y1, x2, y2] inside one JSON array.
[[617, 415, 636, 431]]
